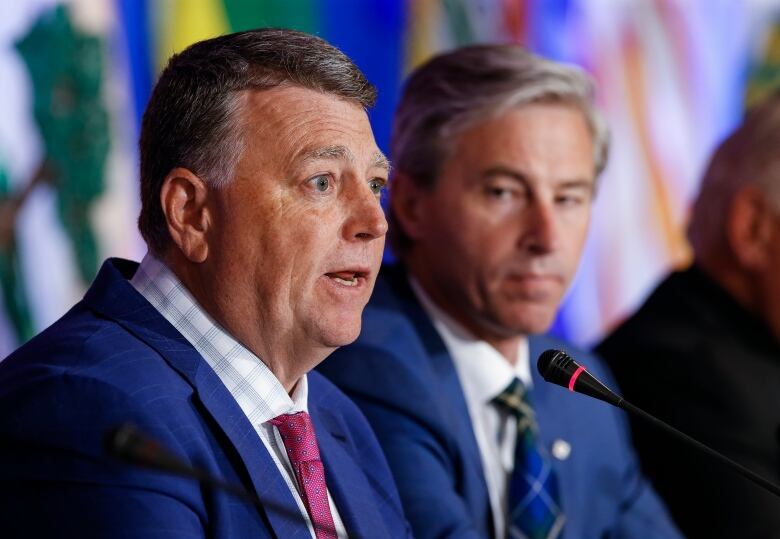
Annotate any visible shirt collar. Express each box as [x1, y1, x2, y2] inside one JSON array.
[[130, 252, 307, 421], [408, 276, 532, 406]]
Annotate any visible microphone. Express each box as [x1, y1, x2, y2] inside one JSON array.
[[537, 349, 780, 499], [105, 423, 262, 507], [537, 349, 622, 407]]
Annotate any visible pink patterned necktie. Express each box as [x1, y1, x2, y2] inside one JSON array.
[[270, 411, 337, 539]]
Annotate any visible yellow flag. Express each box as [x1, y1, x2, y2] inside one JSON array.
[[156, 0, 230, 70]]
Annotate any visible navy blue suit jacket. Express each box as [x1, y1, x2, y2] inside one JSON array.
[[0, 259, 411, 538], [318, 266, 682, 539]]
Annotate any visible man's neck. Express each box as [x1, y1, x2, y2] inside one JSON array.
[[407, 270, 525, 366], [162, 251, 325, 393]]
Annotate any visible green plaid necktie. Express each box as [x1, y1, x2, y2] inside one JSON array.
[[494, 377, 565, 539]]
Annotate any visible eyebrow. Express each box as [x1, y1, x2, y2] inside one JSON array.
[[482, 166, 594, 190], [301, 145, 354, 163], [371, 151, 391, 172], [299, 145, 391, 172], [482, 166, 527, 183], [557, 179, 595, 191]]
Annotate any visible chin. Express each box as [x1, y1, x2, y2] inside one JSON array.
[[498, 306, 557, 336], [317, 319, 362, 348]]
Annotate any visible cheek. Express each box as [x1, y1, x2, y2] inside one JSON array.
[[462, 212, 520, 271], [766, 242, 780, 291], [560, 212, 591, 263], [561, 234, 586, 268], [246, 217, 325, 296], [263, 202, 324, 248], [442, 202, 503, 255], [371, 238, 385, 266], [447, 230, 508, 300]]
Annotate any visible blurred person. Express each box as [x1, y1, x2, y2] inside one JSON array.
[[319, 44, 682, 539], [598, 93, 780, 538], [0, 28, 412, 538]]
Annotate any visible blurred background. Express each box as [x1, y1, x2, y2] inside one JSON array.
[[1, 0, 779, 356]]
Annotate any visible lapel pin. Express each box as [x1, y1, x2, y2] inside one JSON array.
[[551, 439, 571, 461]]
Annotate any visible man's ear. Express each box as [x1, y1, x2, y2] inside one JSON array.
[[390, 171, 429, 242], [160, 167, 211, 263], [727, 184, 774, 271]]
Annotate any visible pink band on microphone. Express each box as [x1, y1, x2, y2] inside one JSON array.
[[568, 365, 586, 392]]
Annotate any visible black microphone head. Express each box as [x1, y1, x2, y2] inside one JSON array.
[[537, 349, 578, 387], [104, 423, 190, 476], [104, 423, 150, 463], [104, 423, 134, 460], [537, 348, 622, 407]]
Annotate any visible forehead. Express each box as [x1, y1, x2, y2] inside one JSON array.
[[445, 102, 595, 180], [239, 86, 380, 167], [459, 102, 592, 151]]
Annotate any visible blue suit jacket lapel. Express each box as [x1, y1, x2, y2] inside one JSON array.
[[311, 405, 392, 539], [384, 265, 493, 534], [386, 267, 485, 475], [528, 336, 578, 469], [529, 336, 566, 434], [84, 259, 311, 539]]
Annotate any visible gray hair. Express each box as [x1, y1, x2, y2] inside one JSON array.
[[688, 93, 780, 258], [389, 44, 609, 255], [138, 28, 376, 255]]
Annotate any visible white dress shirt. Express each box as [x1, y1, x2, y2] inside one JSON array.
[[410, 277, 531, 539], [131, 253, 347, 538]]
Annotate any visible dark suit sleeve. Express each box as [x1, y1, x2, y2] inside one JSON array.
[[582, 356, 684, 539], [355, 399, 484, 539], [320, 345, 484, 539], [0, 373, 207, 538], [0, 483, 204, 539], [610, 465, 687, 539]]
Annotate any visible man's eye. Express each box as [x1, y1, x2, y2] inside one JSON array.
[[556, 193, 587, 206], [486, 186, 515, 199], [310, 175, 330, 192], [368, 178, 386, 195]]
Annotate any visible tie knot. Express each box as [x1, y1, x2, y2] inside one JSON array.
[[493, 377, 534, 420], [270, 411, 321, 462]]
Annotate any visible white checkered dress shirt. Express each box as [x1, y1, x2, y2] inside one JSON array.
[[131, 253, 347, 538]]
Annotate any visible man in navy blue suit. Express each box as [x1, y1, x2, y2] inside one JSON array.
[[319, 45, 682, 539], [0, 29, 410, 538]]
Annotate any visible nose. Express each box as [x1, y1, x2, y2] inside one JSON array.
[[343, 184, 388, 241], [521, 199, 559, 254]]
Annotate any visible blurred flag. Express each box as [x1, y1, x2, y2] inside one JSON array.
[[0, 0, 141, 356], [4, 0, 780, 356]]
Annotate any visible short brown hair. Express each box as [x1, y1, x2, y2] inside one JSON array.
[[138, 28, 376, 254]]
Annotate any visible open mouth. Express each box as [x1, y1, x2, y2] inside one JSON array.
[[325, 270, 366, 287]]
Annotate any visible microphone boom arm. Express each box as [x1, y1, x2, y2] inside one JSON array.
[[106, 423, 263, 508], [617, 399, 780, 498]]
